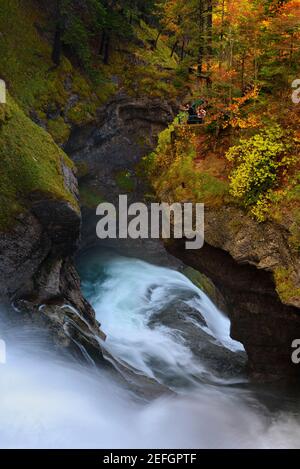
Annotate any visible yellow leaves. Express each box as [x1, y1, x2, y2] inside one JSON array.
[[293, 130, 300, 143], [261, 19, 270, 29], [225, 125, 297, 221], [229, 86, 260, 114], [230, 114, 261, 129], [250, 194, 272, 222]]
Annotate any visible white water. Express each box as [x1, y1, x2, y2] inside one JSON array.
[[0, 250, 300, 448], [80, 252, 243, 387]]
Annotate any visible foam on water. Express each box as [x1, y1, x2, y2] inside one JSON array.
[[80, 251, 243, 385], [0, 251, 300, 448]]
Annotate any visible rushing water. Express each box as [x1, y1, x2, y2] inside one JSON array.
[[0, 248, 300, 448]]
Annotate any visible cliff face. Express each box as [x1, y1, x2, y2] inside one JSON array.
[[66, 95, 176, 179], [0, 96, 105, 353], [167, 205, 300, 382], [65, 93, 300, 381], [66, 94, 178, 265]]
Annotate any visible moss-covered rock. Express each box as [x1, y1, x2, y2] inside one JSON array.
[[183, 266, 226, 311], [0, 95, 79, 230], [115, 170, 135, 193], [274, 267, 300, 307], [0, 0, 114, 144], [79, 182, 105, 209], [47, 117, 71, 146]]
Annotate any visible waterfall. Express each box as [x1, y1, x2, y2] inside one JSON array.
[[0, 249, 299, 448]]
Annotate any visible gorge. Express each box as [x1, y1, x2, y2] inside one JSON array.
[[1, 0, 300, 450]]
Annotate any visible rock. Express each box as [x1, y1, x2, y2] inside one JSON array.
[[0, 99, 106, 351], [65, 94, 179, 265], [203, 206, 300, 308], [167, 204, 300, 382], [65, 94, 175, 176], [12, 299, 106, 362], [64, 92, 300, 383], [183, 266, 227, 313]]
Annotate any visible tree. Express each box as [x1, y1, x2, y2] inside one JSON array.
[[51, 0, 63, 65]]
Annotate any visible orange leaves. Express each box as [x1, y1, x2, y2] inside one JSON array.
[[230, 114, 261, 129], [228, 86, 260, 113]]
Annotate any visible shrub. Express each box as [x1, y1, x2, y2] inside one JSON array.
[[226, 125, 296, 220], [115, 171, 135, 192]]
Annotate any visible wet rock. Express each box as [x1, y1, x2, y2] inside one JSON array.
[[168, 232, 300, 382], [0, 159, 105, 345], [149, 299, 247, 382], [66, 93, 179, 266]]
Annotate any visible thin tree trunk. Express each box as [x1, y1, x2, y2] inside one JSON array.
[[290, 32, 294, 67], [197, 0, 204, 76], [229, 36, 234, 145], [103, 33, 110, 65], [99, 30, 106, 56], [219, 0, 226, 70], [254, 36, 258, 82], [154, 30, 162, 49], [205, 0, 213, 87], [170, 39, 179, 58], [180, 39, 185, 61], [51, 0, 62, 66], [229, 37, 233, 104], [241, 51, 246, 93]]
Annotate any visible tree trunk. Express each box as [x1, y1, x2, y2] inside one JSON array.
[[103, 33, 110, 65], [99, 30, 106, 56], [170, 39, 179, 58], [289, 32, 294, 67], [51, 0, 62, 66], [197, 0, 204, 76], [241, 51, 246, 93], [219, 0, 226, 70], [205, 0, 213, 87], [180, 39, 185, 61], [154, 30, 162, 49]]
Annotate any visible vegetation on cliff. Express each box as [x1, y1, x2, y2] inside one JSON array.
[[0, 95, 78, 230], [0, 0, 181, 226], [1, 0, 300, 307], [0, 0, 182, 146], [143, 0, 300, 306], [0, 0, 115, 143]]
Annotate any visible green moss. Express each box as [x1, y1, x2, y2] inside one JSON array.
[[66, 101, 97, 127], [94, 79, 117, 106], [72, 75, 92, 98], [47, 117, 71, 145], [0, 103, 12, 126], [76, 161, 90, 178], [146, 122, 229, 206], [274, 267, 300, 305], [193, 173, 229, 204], [183, 267, 217, 302], [0, 0, 114, 136], [289, 209, 300, 252], [0, 0, 67, 111], [79, 183, 104, 208], [135, 21, 178, 70], [115, 171, 135, 193], [0, 95, 78, 230], [104, 20, 179, 101]]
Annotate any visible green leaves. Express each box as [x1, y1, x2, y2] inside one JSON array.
[[226, 125, 296, 221]]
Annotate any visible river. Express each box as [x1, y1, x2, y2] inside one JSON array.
[[0, 248, 300, 448]]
